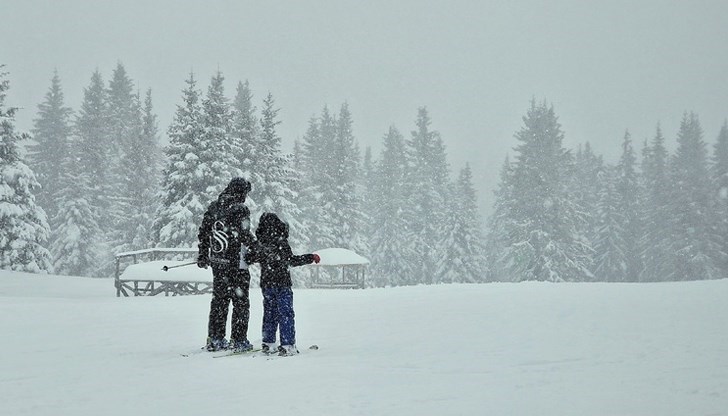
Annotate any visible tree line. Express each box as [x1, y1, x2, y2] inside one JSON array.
[[2, 63, 726, 283], [486, 100, 728, 282], [1, 63, 485, 285]]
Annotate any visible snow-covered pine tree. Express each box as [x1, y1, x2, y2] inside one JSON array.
[[361, 146, 376, 231], [484, 156, 514, 282], [105, 63, 139, 251], [253, 93, 284, 212], [142, 89, 162, 182], [74, 70, 112, 267], [0, 67, 52, 273], [328, 103, 368, 255], [712, 121, 728, 272], [107, 63, 136, 150], [403, 107, 450, 285], [667, 112, 724, 280], [76, 70, 110, 215], [297, 115, 329, 251], [153, 73, 208, 248], [255, 93, 308, 252], [593, 165, 626, 281], [639, 125, 673, 282], [199, 71, 237, 195], [52, 132, 103, 276], [369, 126, 417, 287], [299, 106, 348, 253], [438, 163, 487, 283], [289, 138, 307, 224], [614, 131, 642, 281], [27, 71, 73, 225], [490, 100, 592, 282], [230, 80, 258, 209], [572, 143, 604, 254], [114, 90, 160, 253]]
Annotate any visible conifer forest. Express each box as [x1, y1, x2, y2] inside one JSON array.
[[2, 63, 727, 284]]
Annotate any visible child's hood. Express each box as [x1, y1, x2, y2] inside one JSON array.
[[256, 212, 289, 243]]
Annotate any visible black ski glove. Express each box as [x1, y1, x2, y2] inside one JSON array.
[[197, 253, 209, 269]]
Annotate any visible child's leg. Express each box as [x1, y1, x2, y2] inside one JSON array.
[[261, 287, 279, 344], [277, 287, 296, 347]]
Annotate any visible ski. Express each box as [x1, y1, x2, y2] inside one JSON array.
[[212, 348, 262, 358], [264, 344, 320, 360], [182, 344, 318, 358], [180, 346, 207, 357]]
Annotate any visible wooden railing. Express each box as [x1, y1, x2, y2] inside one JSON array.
[[114, 248, 212, 297]]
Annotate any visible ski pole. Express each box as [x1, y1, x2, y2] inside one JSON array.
[[162, 261, 197, 272]]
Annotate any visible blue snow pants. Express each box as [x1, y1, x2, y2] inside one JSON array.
[[261, 287, 295, 346]]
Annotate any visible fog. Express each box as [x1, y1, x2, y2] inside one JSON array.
[[3, 0, 728, 214]]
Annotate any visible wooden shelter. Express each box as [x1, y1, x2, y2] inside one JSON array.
[[310, 248, 370, 289]]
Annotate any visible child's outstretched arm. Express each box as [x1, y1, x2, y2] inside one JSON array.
[[285, 245, 320, 267]]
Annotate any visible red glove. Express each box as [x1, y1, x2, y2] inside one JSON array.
[[312, 253, 321, 264]]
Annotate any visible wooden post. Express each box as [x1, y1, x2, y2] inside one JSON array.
[[115, 257, 121, 297]]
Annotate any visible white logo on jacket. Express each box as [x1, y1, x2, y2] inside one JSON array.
[[211, 220, 229, 253]]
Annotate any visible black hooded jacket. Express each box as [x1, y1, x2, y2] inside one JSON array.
[[245, 213, 315, 288], [198, 179, 254, 267]]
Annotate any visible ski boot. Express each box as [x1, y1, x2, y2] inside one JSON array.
[[205, 337, 229, 352], [261, 342, 277, 355], [230, 339, 253, 353], [278, 345, 299, 356]]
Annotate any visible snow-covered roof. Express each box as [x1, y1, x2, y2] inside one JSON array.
[[119, 260, 213, 282], [312, 248, 369, 266], [116, 247, 197, 258]]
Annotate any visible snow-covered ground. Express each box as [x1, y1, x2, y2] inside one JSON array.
[[1, 270, 726, 416]]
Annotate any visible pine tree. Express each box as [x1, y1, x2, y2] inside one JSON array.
[[328, 103, 368, 255], [253, 92, 284, 213], [300, 105, 366, 254], [153, 73, 208, 248], [488, 100, 592, 282], [105, 63, 138, 251], [115, 90, 160, 252], [572, 143, 604, 254], [438, 164, 487, 283], [614, 131, 642, 281], [361, 146, 376, 224], [712, 121, 728, 272], [74, 70, 112, 268], [255, 92, 308, 252], [593, 165, 626, 281], [0, 67, 52, 273], [667, 112, 724, 280], [312, 106, 342, 250], [639, 125, 673, 281], [199, 71, 237, 194], [403, 107, 450, 284], [52, 133, 103, 276], [298, 115, 330, 251], [484, 156, 514, 282], [27, 70, 73, 225], [369, 126, 417, 286], [230, 80, 258, 197], [106, 63, 136, 165]]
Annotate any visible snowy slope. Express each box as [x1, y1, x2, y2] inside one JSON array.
[[1, 270, 726, 416]]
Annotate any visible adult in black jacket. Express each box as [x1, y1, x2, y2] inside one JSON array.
[[197, 177, 254, 352], [245, 212, 320, 355]]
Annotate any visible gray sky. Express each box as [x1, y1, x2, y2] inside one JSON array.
[[3, 0, 728, 216]]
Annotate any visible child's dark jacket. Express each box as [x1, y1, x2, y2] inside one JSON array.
[[245, 213, 315, 288]]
